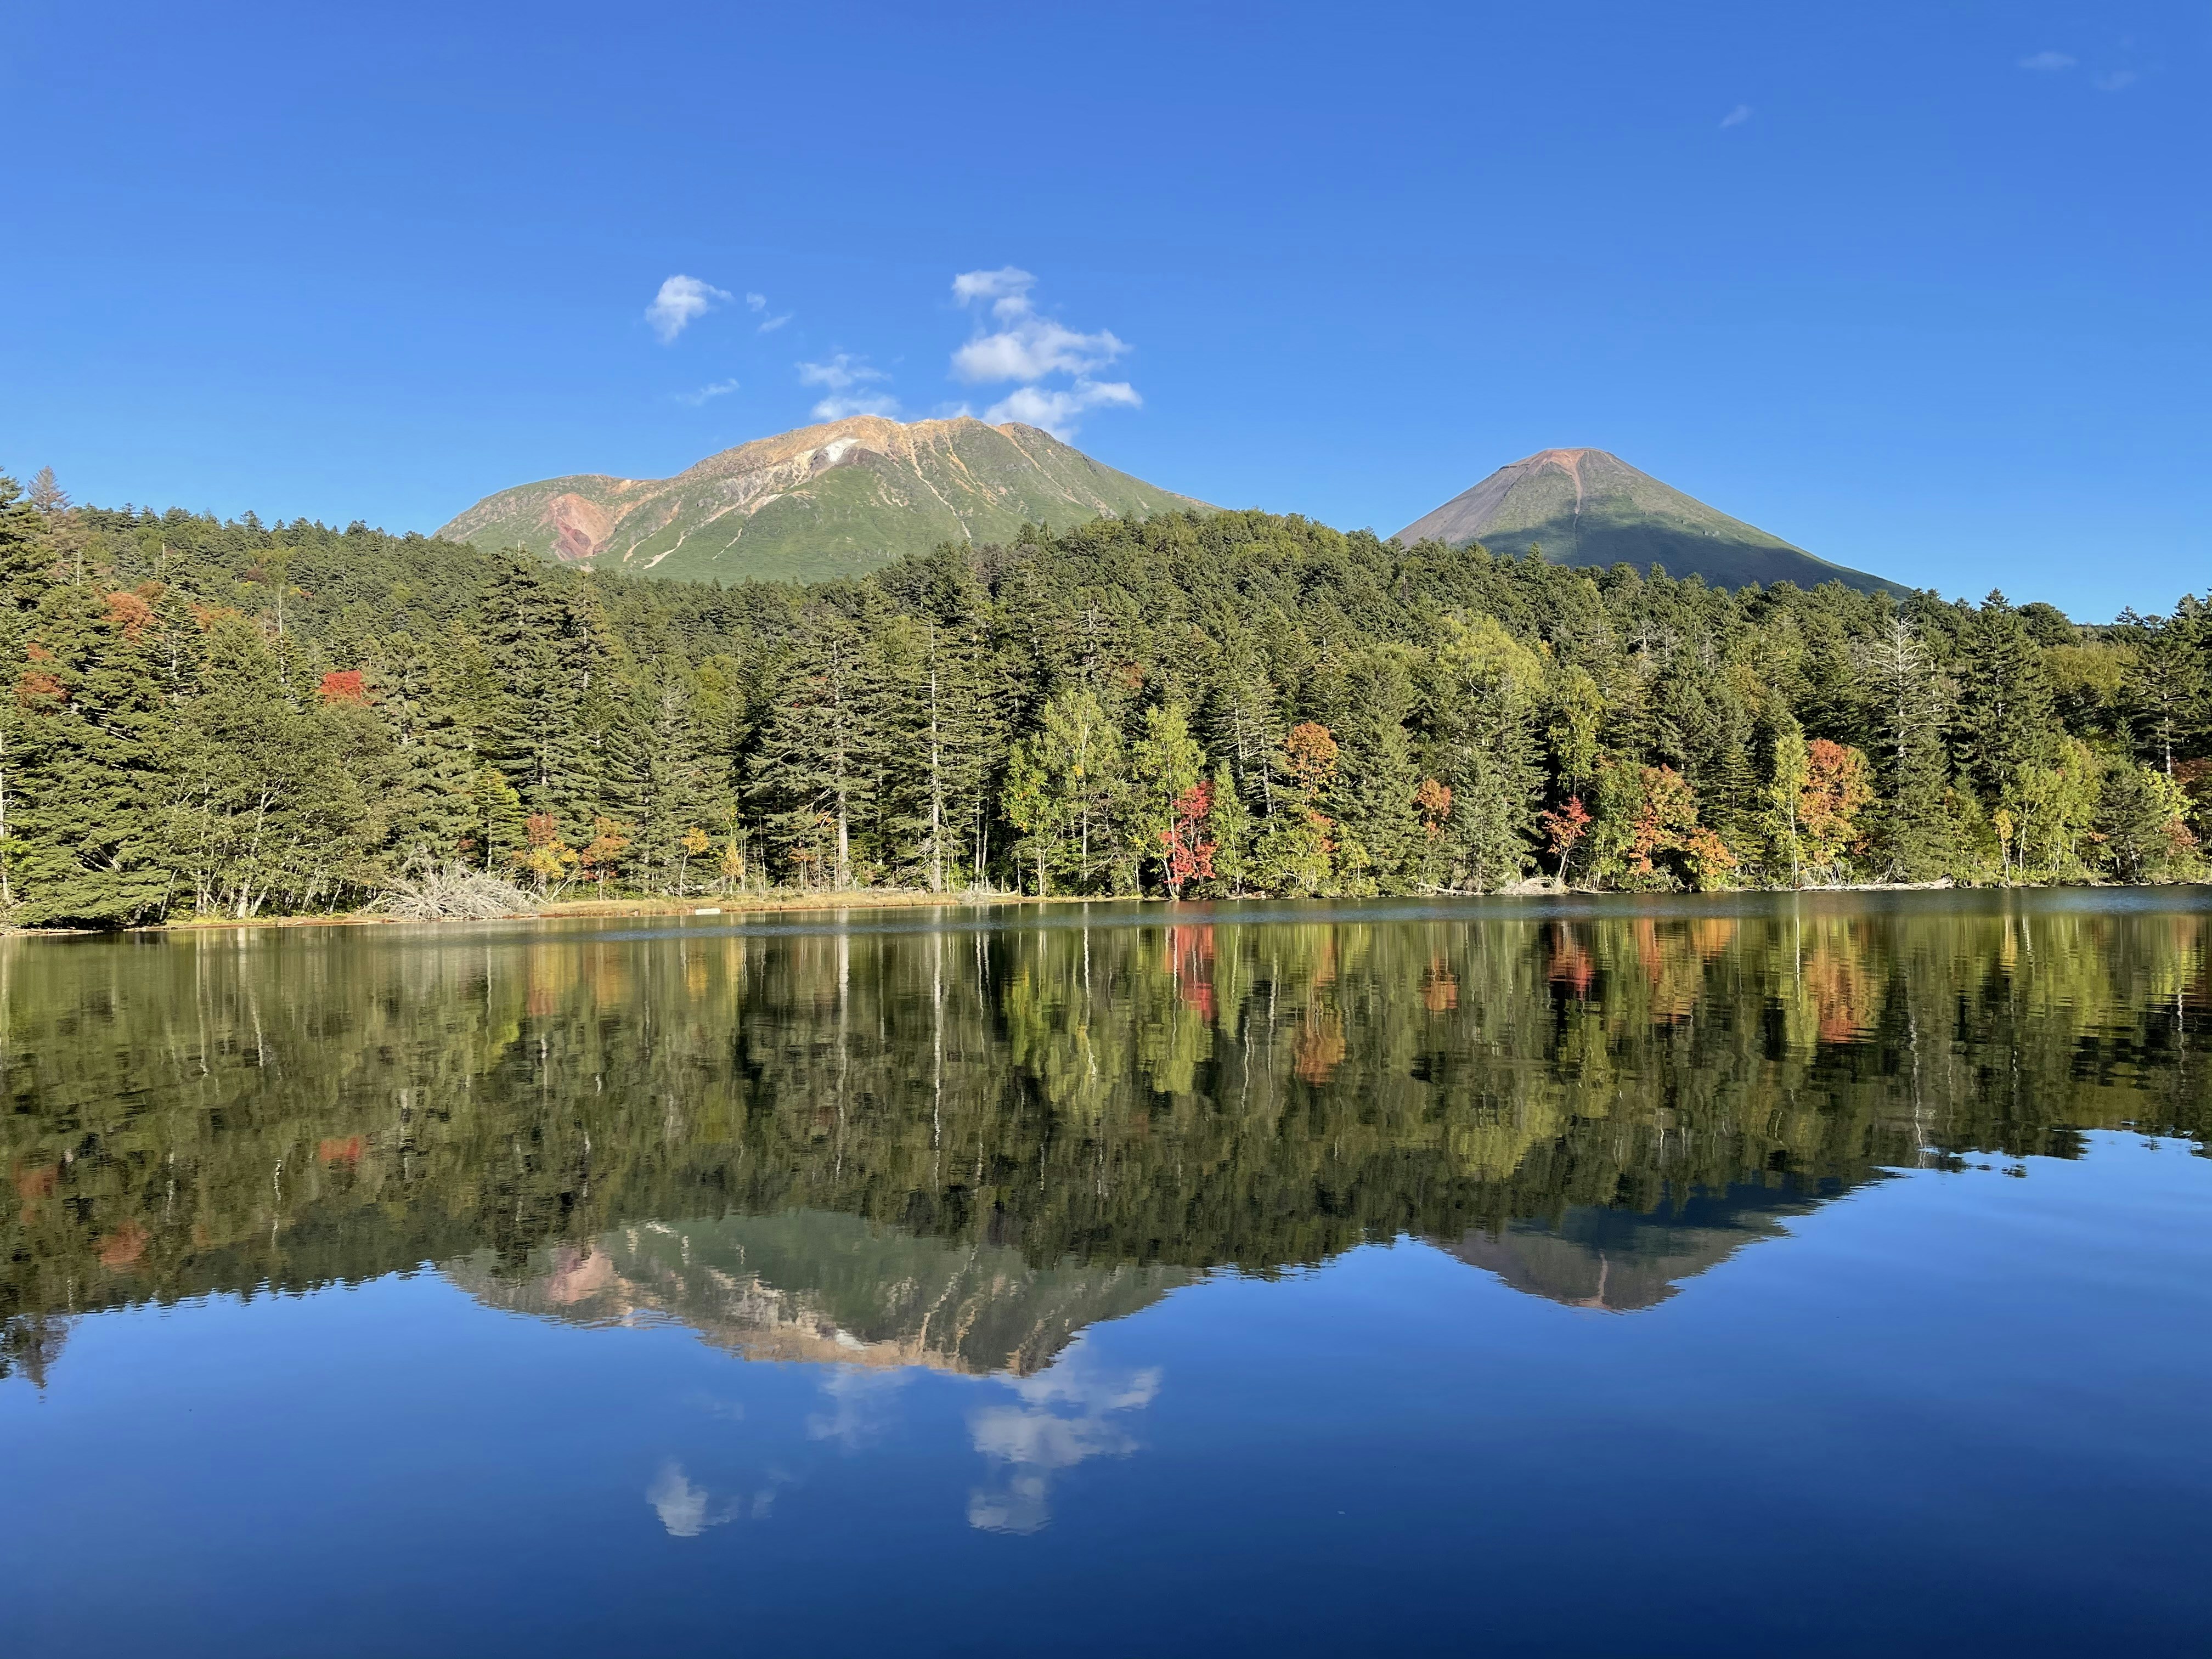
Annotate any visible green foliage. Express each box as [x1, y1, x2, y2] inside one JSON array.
[[0, 477, 2205, 927], [7, 898, 2210, 1358]]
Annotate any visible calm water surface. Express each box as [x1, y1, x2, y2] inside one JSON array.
[[5, 891, 2211, 1656]]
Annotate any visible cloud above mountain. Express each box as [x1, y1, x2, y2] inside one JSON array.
[[985, 381, 1140, 431], [798, 353, 897, 420], [646, 275, 732, 343], [950, 268, 1137, 438]]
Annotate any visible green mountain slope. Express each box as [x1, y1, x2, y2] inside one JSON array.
[[1395, 448, 1906, 595], [437, 415, 1210, 584]]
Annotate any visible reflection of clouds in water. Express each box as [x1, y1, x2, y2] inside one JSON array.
[[967, 1347, 1161, 1533], [808, 1365, 911, 1449], [647, 1462, 790, 1536], [647, 1462, 732, 1537]]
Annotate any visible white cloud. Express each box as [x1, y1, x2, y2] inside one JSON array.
[[645, 275, 732, 344], [1719, 104, 1752, 128], [676, 378, 741, 407], [800, 355, 896, 419], [2094, 69, 2137, 92], [951, 266, 1038, 320], [798, 353, 887, 391], [950, 268, 1138, 438], [811, 393, 900, 420], [746, 292, 793, 332], [984, 380, 1140, 438], [2017, 50, 2075, 71], [953, 318, 1129, 384]]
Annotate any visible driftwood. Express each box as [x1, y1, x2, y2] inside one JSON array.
[[376, 861, 539, 922]]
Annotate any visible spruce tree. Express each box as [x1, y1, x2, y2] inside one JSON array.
[[10, 577, 174, 926], [748, 606, 883, 888]]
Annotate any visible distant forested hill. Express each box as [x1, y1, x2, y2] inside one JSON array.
[[1, 472, 2205, 927]]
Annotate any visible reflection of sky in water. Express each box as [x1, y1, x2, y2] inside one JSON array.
[[645, 1341, 1163, 1538], [967, 1352, 1162, 1533], [9, 899, 2212, 1655], [8, 1139, 2212, 1656]]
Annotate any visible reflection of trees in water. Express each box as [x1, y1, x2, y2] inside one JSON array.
[[3, 897, 2209, 1378]]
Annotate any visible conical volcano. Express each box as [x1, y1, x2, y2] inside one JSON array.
[[1395, 448, 1903, 594]]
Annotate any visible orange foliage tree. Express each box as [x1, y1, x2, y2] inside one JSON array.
[[1799, 740, 1874, 880]]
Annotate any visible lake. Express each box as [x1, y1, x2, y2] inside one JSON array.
[[5, 891, 2212, 1656]]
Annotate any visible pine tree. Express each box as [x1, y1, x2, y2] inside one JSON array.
[[749, 607, 882, 888], [0, 473, 57, 909], [1330, 655, 1424, 894], [1959, 592, 2057, 804], [1429, 619, 1543, 893], [477, 558, 613, 838], [1201, 759, 1252, 895], [368, 632, 473, 867], [11, 578, 174, 926], [167, 612, 377, 917], [1863, 618, 1955, 881], [2124, 613, 2203, 778], [630, 667, 713, 894]]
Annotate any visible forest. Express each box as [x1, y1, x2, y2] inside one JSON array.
[[1, 465, 2207, 927]]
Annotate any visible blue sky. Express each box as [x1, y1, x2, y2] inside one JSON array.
[[4, 1, 2203, 618]]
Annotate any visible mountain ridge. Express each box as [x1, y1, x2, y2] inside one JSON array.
[[438, 414, 1210, 585], [1395, 447, 1906, 595]]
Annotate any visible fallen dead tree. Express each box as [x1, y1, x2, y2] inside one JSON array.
[[376, 861, 540, 922]]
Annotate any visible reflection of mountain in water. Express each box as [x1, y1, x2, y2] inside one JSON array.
[[452, 1208, 1193, 1375], [8, 894, 2211, 1383], [1434, 1181, 1844, 1312]]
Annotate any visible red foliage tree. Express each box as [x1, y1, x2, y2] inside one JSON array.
[[1538, 795, 1592, 879], [1161, 779, 1217, 898], [318, 669, 368, 705]]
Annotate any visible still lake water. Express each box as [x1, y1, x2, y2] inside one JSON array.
[[5, 891, 2212, 1656]]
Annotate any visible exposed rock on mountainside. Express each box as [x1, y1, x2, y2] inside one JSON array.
[[438, 415, 1209, 585], [1396, 448, 1905, 595]]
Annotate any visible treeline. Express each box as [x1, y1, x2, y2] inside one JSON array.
[[9, 899, 2209, 1379], [2, 466, 2207, 925]]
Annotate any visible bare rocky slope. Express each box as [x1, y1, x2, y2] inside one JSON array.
[[1396, 448, 1906, 594], [438, 415, 1210, 585]]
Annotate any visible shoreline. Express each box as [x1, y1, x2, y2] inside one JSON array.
[[5, 876, 2203, 938]]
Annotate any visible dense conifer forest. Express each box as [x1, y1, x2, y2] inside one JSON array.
[[1, 465, 2205, 927]]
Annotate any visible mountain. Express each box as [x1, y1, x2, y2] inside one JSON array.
[[1395, 448, 1905, 595], [1431, 1182, 1829, 1313], [437, 415, 1210, 585], [452, 1209, 1190, 1377]]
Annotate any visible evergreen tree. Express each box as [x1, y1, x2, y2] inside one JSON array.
[[749, 606, 882, 888], [1958, 591, 2058, 804], [1427, 619, 1543, 893], [1864, 618, 1955, 881], [11, 580, 174, 925]]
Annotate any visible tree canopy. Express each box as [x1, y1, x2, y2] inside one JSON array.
[[2, 474, 2207, 925]]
